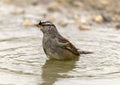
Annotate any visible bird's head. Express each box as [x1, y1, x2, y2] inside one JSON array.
[[35, 20, 57, 34]]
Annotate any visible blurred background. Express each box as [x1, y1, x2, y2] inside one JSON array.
[[0, 0, 120, 85]]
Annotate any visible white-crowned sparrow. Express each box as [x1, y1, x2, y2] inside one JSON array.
[[35, 21, 92, 60]]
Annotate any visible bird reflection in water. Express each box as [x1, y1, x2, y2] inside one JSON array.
[[41, 58, 78, 85]]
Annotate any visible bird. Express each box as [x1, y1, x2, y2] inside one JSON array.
[[35, 20, 92, 60]]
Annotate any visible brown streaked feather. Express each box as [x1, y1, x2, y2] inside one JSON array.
[[57, 35, 80, 55]]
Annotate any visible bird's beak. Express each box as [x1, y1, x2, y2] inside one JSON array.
[[35, 24, 41, 28]]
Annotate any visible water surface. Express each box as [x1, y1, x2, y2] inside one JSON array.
[[0, 2, 120, 85]]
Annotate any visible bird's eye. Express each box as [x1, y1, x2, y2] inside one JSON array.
[[39, 21, 42, 25]]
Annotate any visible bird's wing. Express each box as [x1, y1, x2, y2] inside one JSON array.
[[56, 35, 79, 55]]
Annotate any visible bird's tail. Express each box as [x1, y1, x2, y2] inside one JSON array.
[[79, 50, 93, 54]]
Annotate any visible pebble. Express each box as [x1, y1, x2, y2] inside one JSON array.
[[93, 14, 112, 23], [58, 22, 68, 27], [93, 15, 104, 23], [116, 24, 120, 30], [23, 20, 32, 26], [79, 25, 91, 30], [47, 1, 60, 11]]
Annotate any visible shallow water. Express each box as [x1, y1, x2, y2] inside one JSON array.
[[0, 2, 120, 85]]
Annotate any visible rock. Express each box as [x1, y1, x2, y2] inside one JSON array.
[[100, 0, 109, 5], [73, 14, 79, 20], [77, 19, 87, 24], [31, 1, 39, 6], [23, 20, 32, 26], [73, 1, 83, 7], [111, 16, 118, 22], [93, 14, 111, 23], [12, 9, 25, 15], [93, 15, 104, 23], [73, 14, 87, 24], [116, 24, 120, 30], [48, 16, 55, 22], [79, 25, 91, 30], [2, 0, 11, 3], [58, 22, 68, 27], [101, 14, 111, 22], [47, 1, 60, 11]]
